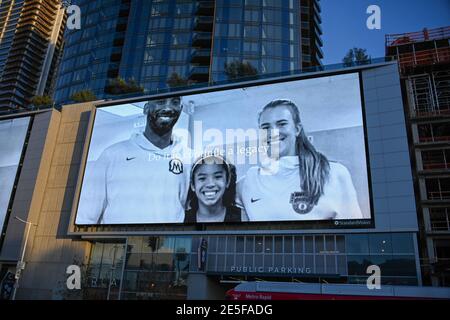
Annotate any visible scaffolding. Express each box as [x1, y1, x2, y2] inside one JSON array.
[[407, 70, 450, 117], [388, 26, 450, 287], [386, 26, 450, 74]]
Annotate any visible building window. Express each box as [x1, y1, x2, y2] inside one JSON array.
[[369, 234, 392, 255], [346, 234, 369, 254], [430, 208, 450, 231], [425, 177, 450, 200], [418, 122, 450, 143], [421, 149, 450, 170]]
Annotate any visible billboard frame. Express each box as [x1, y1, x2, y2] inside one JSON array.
[[0, 113, 35, 250], [67, 62, 398, 236]]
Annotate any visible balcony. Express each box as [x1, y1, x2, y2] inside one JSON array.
[[386, 26, 450, 47], [188, 65, 209, 82], [396, 47, 450, 73], [190, 49, 211, 65], [193, 16, 213, 32], [430, 208, 450, 232], [195, 1, 214, 16], [192, 32, 212, 48]]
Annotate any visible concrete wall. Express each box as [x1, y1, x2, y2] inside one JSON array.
[[0, 103, 95, 299]]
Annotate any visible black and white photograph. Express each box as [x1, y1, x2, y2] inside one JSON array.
[[75, 72, 371, 225]]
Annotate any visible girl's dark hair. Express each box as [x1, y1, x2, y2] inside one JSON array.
[[259, 99, 330, 205], [186, 155, 237, 213]]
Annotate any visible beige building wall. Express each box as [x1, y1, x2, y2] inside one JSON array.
[[0, 103, 97, 299]]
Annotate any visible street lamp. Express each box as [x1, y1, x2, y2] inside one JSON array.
[[11, 216, 37, 300]]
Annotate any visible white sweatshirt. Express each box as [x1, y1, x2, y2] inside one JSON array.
[[75, 133, 191, 224], [237, 156, 364, 222]]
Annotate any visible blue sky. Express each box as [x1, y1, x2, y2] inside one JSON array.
[[321, 0, 450, 65]]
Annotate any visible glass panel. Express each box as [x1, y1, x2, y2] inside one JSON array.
[[155, 253, 174, 271], [294, 236, 303, 253], [337, 255, 347, 275], [255, 254, 263, 267], [284, 254, 293, 268], [226, 254, 235, 269], [346, 234, 369, 254], [315, 255, 325, 273], [305, 236, 313, 253], [391, 233, 415, 254], [208, 236, 218, 253], [264, 254, 273, 268], [325, 255, 336, 274], [305, 255, 314, 270], [217, 255, 226, 272], [336, 235, 345, 253], [244, 254, 253, 266], [315, 236, 325, 252], [235, 255, 244, 266], [255, 236, 263, 253], [245, 236, 255, 253], [126, 253, 141, 269], [236, 236, 245, 253], [264, 236, 273, 253], [284, 236, 293, 254], [274, 236, 283, 253], [227, 237, 236, 253], [347, 255, 372, 276], [325, 235, 335, 252], [294, 255, 303, 268], [207, 254, 217, 270], [369, 234, 393, 255], [217, 236, 226, 252]]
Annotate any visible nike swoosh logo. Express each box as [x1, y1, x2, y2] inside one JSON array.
[[126, 157, 136, 161], [251, 198, 261, 203]]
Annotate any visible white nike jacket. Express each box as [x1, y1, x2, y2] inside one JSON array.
[[75, 133, 191, 224]]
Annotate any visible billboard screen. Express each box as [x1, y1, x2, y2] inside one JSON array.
[[75, 72, 371, 226], [0, 117, 30, 231]]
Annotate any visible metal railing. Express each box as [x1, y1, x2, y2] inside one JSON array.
[[386, 26, 450, 47]]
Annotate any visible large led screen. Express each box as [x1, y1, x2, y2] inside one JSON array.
[[0, 117, 30, 231], [75, 73, 372, 226]]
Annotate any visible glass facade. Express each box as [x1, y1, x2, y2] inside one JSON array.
[[54, 0, 125, 103], [85, 237, 191, 300], [211, 0, 301, 81], [54, 0, 323, 104], [83, 233, 419, 300]]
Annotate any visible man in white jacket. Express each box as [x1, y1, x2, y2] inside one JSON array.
[[76, 97, 191, 225]]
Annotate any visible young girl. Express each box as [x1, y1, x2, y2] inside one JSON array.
[[185, 154, 241, 223]]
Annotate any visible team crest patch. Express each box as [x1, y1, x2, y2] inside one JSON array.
[[169, 158, 183, 174], [290, 192, 314, 214]]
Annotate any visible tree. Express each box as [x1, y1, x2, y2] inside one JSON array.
[[224, 60, 258, 80], [70, 90, 97, 103], [343, 48, 371, 67], [30, 95, 53, 107], [167, 72, 189, 88], [104, 77, 144, 95]]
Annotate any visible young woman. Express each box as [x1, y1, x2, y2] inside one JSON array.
[[237, 99, 363, 221], [185, 154, 241, 223]]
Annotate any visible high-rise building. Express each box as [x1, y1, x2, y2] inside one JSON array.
[[386, 26, 450, 287], [0, 0, 66, 113], [54, 0, 323, 104]]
